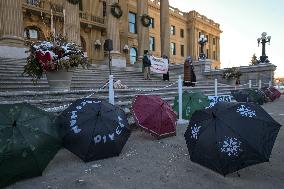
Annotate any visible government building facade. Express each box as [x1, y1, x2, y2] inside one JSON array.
[[0, 0, 222, 68]]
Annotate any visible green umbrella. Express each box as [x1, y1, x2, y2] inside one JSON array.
[[232, 89, 265, 105], [0, 103, 61, 188], [173, 91, 209, 120]]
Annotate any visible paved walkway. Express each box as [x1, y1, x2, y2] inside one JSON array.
[[9, 97, 284, 189]]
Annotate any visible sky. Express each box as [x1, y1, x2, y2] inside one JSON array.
[[169, 0, 284, 77]]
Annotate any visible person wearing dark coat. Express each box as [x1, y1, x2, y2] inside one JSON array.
[[183, 56, 196, 87], [162, 55, 170, 81], [142, 50, 151, 80]]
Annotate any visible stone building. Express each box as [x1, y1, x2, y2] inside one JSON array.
[[0, 0, 222, 68]]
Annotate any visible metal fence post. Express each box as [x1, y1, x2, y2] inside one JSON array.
[[109, 75, 114, 105], [177, 75, 188, 125], [215, 79, 218, 96], [249, 80, 252, 88]]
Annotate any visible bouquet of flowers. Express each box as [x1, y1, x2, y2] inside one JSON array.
[[23, 33, 89, 83], [222, 67, 242, 80]]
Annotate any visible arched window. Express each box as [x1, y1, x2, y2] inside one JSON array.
[[130, 47, 137, 64], [24, 26, 45, 40]]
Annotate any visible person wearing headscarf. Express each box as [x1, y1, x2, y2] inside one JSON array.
[[183, 56, 196, 87], [162, 55, 170, 81]]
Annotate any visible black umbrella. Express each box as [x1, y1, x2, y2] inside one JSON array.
[[58, 98, 131, 162], [184, 102, 281, 176]]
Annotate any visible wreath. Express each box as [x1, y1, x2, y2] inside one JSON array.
[[141, 14, 151, 27], [111, 3, 123, 19], [67, 0, 80, 5]]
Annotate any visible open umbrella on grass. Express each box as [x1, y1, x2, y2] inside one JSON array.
[[58, 98, 131, 162], [173, 91, 209, 120], [132, 95, 176, 139], [184, 102, 281, 176], [0, 103, 61, 188]]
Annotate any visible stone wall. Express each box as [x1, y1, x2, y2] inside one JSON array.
[[199, 63, 277, 86]]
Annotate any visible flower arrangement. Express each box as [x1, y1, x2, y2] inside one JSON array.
[[141, 14, 151, 27], [222, 67, 242, 80], [23, 33, 89, 83], [94, 39, 102, 49], [111, 3, 123, 19], [123, 45, 129, 53]]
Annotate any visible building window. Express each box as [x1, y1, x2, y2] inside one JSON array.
[[128, 12, 137, 34], [213, 38, 216, 45], [171, 42, 176, 55], [213, 51, 216, 60], [149, 36, 155, 51], [130, 47, 137, 64], [24, 29, 38, 39], [180, 45, 184, 57], [171, 25, 176, 35], [150, 17, 155, 28], [180, 29, 184, 38]]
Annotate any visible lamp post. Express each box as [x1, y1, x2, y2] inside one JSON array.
[[257, 32, 271, 63], [198, 34, 208, 60]]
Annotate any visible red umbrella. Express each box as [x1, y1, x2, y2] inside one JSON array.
[[132, 95, 177, 139]]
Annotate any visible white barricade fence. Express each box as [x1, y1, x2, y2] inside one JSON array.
[[259, 80, 262, 89], [44, 80, 110, 112], [149, 56, 168, 74]]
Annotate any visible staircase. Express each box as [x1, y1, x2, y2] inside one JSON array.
[[0, 57, 238, 124]]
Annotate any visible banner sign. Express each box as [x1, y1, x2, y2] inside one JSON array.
[[150, 56, 168, 74], [207, 95, 232, 108]]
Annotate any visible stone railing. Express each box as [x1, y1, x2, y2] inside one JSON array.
[[169, 6, 186, 17], [194, 60, 277, 86], [22, 0, 45, 9], [79, 11, 105, 25], [188, 10, 220, 29], [23, 0, 63, 14], [148, 0, 186, 18], [148, 0, 160, 6]]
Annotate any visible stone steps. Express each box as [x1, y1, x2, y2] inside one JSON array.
[[0, 57, 236, 126]]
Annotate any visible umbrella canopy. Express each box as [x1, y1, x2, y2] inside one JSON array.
[[184, 102, 281, 176], [58, 98, 131, 162], [0, 103, 61, 188], [132, 95, 176, 139], [260, 86, 281, 101], [231, 89, 265, 105], [173, 91, 209, 120]]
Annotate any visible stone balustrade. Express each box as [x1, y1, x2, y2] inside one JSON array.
[[79, 11, 105, 25], [188, 10, 220, 29]]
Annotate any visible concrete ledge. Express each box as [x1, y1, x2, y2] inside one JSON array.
[[0, 46, 28, 59]]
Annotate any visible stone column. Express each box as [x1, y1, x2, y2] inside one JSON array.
[[160, 0, 170, 58], [217, 37, 220, 61], [64, 0, 80, 44], [0, 0, 24, 46], [137, 0, 149, 59], [119, 0, 129, 64], [105, 0, 126, 67]]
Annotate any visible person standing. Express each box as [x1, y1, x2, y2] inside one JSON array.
[[143, 50, 151, 80], [183, 56, 196, 86], [162, 55, 170, 81]]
